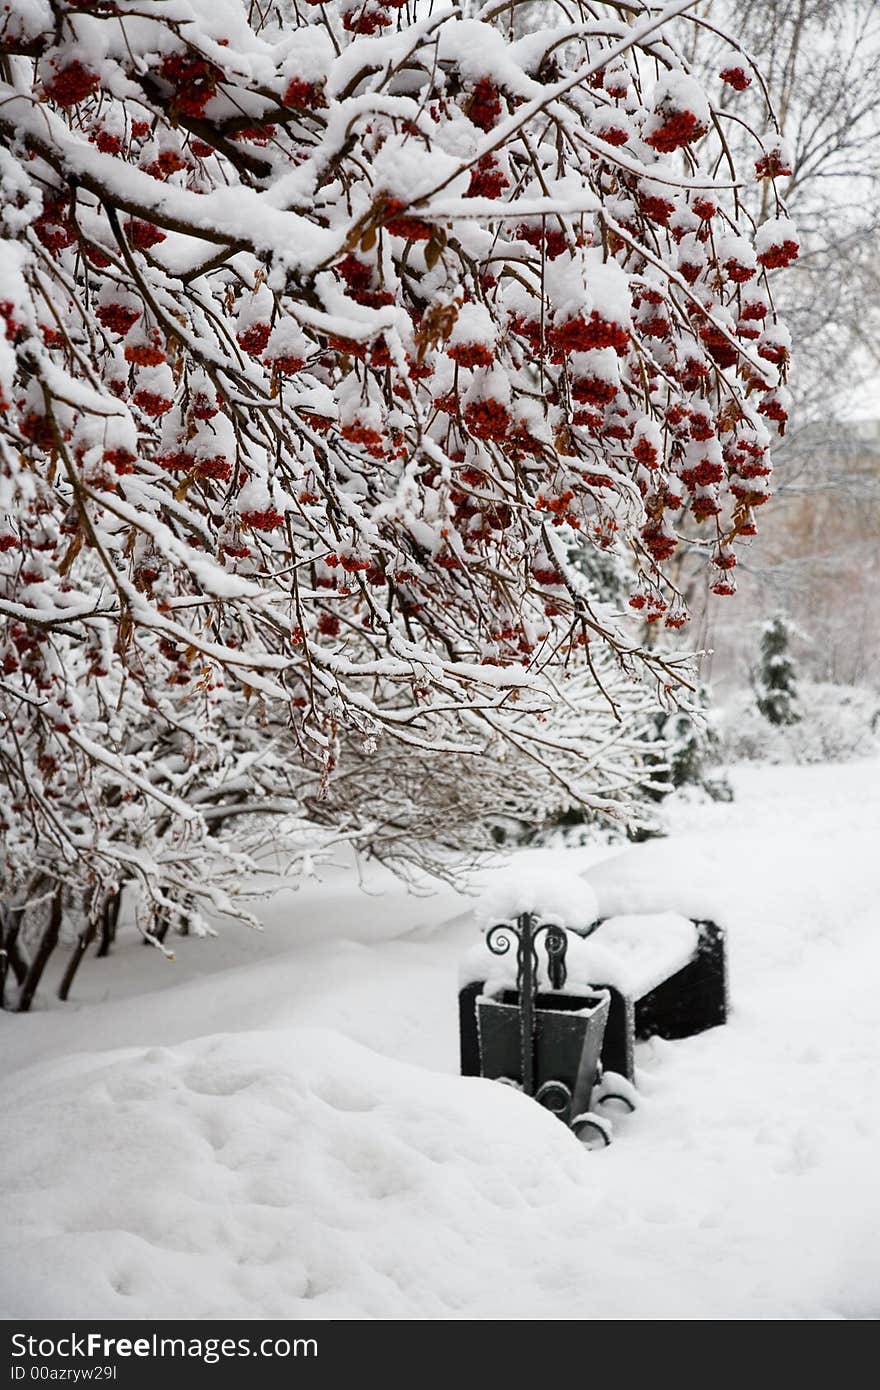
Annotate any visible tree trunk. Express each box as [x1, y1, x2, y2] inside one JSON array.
[[57, 920, 95, 1002], [1, 882, 44, 1011], [148, 903, 174, 944], [16, 886, 63, 1014], [94, 889, 121, 957], [1, 905, 26, 1008], [60, 890, 122, 997], [0, 908, 12, 1009]]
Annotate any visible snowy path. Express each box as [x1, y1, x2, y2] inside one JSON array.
[[2, 761, 879, 1319]]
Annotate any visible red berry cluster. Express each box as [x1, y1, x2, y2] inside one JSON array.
[[133, 389, 173, 417], [283, 77, 326, 110], [126, 220, 166, 250], [757, 239, 799, 270], [143, 149, 187, 179], [96, 302, 141, 335], [158, 51, 223, 118], [241, 509, 285, 531], [342, 5, 392, 35], [639, 193, 676, 226], [467, 156, 509, 199], [33, 200, 76, 254], [645, 109, 706, 154], [44, 60, 100, 107], [468, 79, 502, 132], [92, 128, 123, 155], [125, 331, 165, 367], [755, 151, 791, 179], [341, 422, 385, 456], [447, 341, 494, 369], [571, 373, 617, 408], [550, 312, 629, 356], [720, 64, 751, 91], [383, 199, 433, 241], [237, 323, 272, 356], [463, 398, 510, 440]]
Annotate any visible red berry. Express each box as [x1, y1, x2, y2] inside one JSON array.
[[103, 448, 136, 475], [644, 109, 706, 154], [757, 240, 799, 270], [466, 156, 509, 199], [33, 201, 76, 254], [341, 422, 385, 456], [755, 152, 792, 180], [93, 129, 122, 155], [639, 194, 676, 226], [125, 333, 165, 367], [143, 149, 187, 179], [229, 126, 276, 147]]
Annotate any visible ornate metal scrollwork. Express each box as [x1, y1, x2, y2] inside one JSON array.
[[537, 923, 568, 990], [485, 912, 569, 1097], [485, 922, 517, 960], [486, 915, 568, 990]]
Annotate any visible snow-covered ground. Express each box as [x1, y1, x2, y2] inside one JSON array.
[[2, 760, 879, 1320]]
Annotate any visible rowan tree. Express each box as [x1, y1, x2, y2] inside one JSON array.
[[0, 0, 795, 1006]]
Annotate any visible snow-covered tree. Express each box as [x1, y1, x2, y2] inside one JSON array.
[[754, 613, 800, 726], [0, 1, 796, 1005]]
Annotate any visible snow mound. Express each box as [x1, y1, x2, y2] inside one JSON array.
[[4, 761, 880, 1321], [5, 995, 879, 1321], [475, 851, 599, 931], [574, 913, 698, 996], [0, 1026, 599, 1320]]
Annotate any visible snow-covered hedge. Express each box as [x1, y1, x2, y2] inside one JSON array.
[[721, 682, 880, 765]]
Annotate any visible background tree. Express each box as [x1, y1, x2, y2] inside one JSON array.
[[0, 0, 795, 1006], [754, 613, 800, 726]]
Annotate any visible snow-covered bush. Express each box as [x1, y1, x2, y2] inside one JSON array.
[[721, 682, 880, 765], [639, 687, 733, 804], [0, 1, 796, 1004], [307, 660, 674, 875]]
